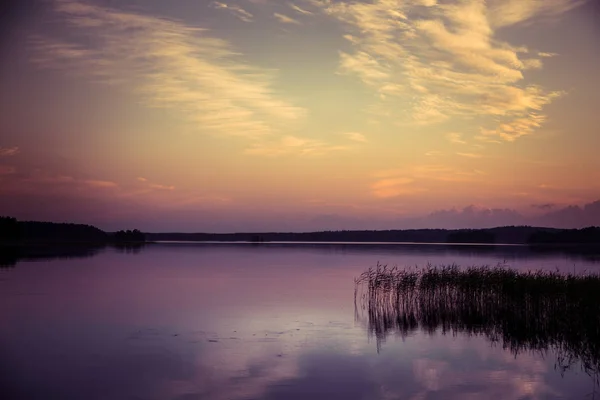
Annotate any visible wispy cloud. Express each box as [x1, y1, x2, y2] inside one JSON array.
[[137, 177, 175, 191], [538, 52, 559, 58], [446, 133, 467, 145], [531, 203, 556, 210], [244, 135, 348, 156], [84, 179, 118, 188], [0, 146, 19, 157], [314, 0, 581, 143], [457, 152, 484, 158], [32, 0, 305, 141], [211, 1, 254, 22], [487, 0, 586, 28], [371, 163, 487, 198], [342, 132, 367, 142], [274, 12, 301, 25], [289, 3, 313, 15], [411, 164, 487, 182], [1, 167, 120, 194], [371, 177, 424, 198]]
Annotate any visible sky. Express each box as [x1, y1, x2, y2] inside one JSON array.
[[0, 0, 599, 232]]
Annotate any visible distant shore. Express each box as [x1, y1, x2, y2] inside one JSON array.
[[1, 216, 599, 246]]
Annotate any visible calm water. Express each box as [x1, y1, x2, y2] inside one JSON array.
[[1, 243, 600, 400]]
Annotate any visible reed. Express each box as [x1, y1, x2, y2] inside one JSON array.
[[355, 262, 600, 380]]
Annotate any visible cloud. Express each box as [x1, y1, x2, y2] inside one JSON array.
[[531, 203, 556, 210], [342, 132, 367, 142], [289, 3, 313, 15], [370, 163, 487, 199], [149, 183, 175, 191], [371, 177, 424, 198], [456, 152, 483, 158], [210, 1, 254, 22], [446, 133, 466, 144], [479, 112, 551, 141], [84, 179, 118, 188], [313, 0, 578, 144], [371, 162, 489, 199], [0, 146, 19, 157], [411, 164, 487, 182], [274, 12, 301, 25], [418, 205, 526, 229], [244, 135, 348, 156], [534, 200, 600, 228], [0, 165, 121, 197], [32, 0, 305, 141], [487, 0, 586, 28], [136, 177, 175, 191]]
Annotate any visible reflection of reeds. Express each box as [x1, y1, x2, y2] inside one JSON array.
[[355, 262, 600, 380]]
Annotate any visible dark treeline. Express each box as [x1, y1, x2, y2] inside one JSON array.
[[355, 264, 600, 380], [148, 229, 449, 243], [0, 216, 145, 245], [113, 229, 145, 243], [446, 229, 496, 243], [3, 215, 600, 245], [148, 226, 578, 245], [528, 226, 600, 245], [0, 216, 21, 242]]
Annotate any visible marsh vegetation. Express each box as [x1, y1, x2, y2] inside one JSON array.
[[355, 263, 600, 385]]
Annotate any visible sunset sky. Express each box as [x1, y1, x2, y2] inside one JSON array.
[[1, 0, 599, 232]]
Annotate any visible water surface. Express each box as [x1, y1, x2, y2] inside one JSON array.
[[1, 243, 599, 399]]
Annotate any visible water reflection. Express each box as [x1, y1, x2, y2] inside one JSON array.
[[0, 243, 147, 267], [0, 244, 106, 267], [1, 244, 598, 399], [3, 242, 600, 268], [355, 265, 600, 392]]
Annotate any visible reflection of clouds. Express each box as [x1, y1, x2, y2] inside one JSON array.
[[2, 307, 587, 400], [4, 248, 594, 400], [413, 358, 448, 391], [189, 337, 300, 400], [406, 336, 561, 400]]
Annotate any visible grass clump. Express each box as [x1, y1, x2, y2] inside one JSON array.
[[355, 262, 600, 381]]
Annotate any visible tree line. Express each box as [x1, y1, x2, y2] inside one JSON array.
[[3, 215, 600, 245], [0, 216, 145, 244]]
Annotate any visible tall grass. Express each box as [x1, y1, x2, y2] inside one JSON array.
[[355, 262, 600, 381]]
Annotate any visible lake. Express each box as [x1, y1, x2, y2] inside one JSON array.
[[1, 242, 600, 399]]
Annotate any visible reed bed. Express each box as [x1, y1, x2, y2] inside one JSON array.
[[355, 262, 600, 379]]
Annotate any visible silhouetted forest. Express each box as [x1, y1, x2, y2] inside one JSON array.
[[0, 216, 145, 245], [113, 229, 145, 243], [2, 216, 600, 246], [0, 216, 21, 242], [446, 229, 495, 243], [528, 227, 600, 245], [147, 226, 576, 244]]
